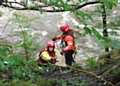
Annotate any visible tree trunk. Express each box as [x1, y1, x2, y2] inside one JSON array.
[[101, 3, 109, 52]]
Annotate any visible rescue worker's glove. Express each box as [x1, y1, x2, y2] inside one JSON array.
[[60, 50, 64, 55], [52, 38, 56, 41], [51, 57, 56, 63]]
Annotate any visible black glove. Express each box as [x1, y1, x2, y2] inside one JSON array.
[[60, 51, 64, 55], [52, 38, 56, 41], [51, 57, 56, 63]]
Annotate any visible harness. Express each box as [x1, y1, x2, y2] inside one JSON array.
[[60, 29, 77, 59], [60, 29, 75, 49]]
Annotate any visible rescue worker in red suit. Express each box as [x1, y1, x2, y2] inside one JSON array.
[[37, 41, 57, 66], [52, 24, 76, 67]]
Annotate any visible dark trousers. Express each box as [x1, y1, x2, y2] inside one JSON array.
[[64, 50, 74, 66]]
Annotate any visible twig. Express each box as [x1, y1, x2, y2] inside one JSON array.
[[66, 65, 115, 86]]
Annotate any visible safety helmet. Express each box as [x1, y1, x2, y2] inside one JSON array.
[[46, 41, 55, 47], [60, 24, 69, 32]]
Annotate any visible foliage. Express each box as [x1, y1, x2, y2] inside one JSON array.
[[0, 53, 89, 86], [4, 79, 35, 86], [99, 37, 120, 49], [86, 56, 96, 69], [0, 44, 12, 58], [0, 47, 45, 85], [70, 81, 88, 86], [36, 78, 53, 86], [0, 44, 87, 86], [0, 11, 44, 85], [0, 10, 3, 17], [9, 12, 43, 60]]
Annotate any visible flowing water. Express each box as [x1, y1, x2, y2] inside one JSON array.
[[0, 1, 120, 67]]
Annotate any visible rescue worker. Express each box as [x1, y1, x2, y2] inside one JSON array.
[[37, 41, 57, 66], [52, 24, 76, 68]]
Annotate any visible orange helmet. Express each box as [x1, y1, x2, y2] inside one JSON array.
[[46, 41, 55, 47], [60, 24, 69, 32]]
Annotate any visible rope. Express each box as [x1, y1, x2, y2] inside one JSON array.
[[58, 66, 62, 73]]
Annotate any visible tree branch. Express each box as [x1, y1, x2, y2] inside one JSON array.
[[75, 1, 100, 9], [1, 1, 100, 12]]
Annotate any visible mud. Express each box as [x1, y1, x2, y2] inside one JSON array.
[[41, 69, 111, 86]]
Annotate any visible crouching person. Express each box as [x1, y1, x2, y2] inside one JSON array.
[[37, 41, 58, 72]]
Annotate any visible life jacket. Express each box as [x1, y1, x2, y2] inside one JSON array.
[[60, 29, 75, 49], [37, 48, 56, 63]]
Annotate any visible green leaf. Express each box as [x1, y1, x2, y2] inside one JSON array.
[[0, 60, 4, 70], [39, 8, 43, 14], [110, 0, 118, 3], [30, 17, 39, 21], [91, 28, 102, 40], [15, 68, 22, 78], [102, 37, 111, 42], [0, 80, 4, 86], [76, 10, 85, 19], [0, 63, 5, 71], [9, 2, 12, 6], [50, 0, 59, 3], [99, 0, 104, 2], [116, 20, 120, 26], [0, 49, 5, 56], [78, 0, 82, 2], [63, 2, 69, 11], [85, 14, 94, 22], [3, 57, 20, 65], [84, 27, 91, 34], [110, 39, 120, 49], [0, 10, 3, 17], [24, 0, 28, 7], [104, 0, 113, 9], [52, 6, 56, 12], [22, 72, 26, 78], [28, 74, 35, 79]]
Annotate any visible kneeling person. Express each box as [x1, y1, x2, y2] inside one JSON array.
[[37, 41, 57, 67]]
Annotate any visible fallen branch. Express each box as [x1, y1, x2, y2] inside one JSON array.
[[67, 65, 115, 86], [101, 63, 120, 78]]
